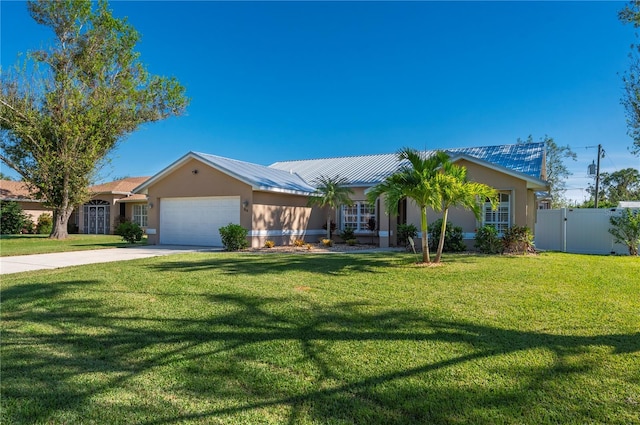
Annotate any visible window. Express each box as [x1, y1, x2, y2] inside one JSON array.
[[133, 204, 148, 227], [341, 202, 376, 232], [483, 193, 510, 233]]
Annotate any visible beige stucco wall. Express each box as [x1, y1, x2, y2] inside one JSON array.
[[144, 158, 253, 244], [16, 201, 52, 223], [251, 191, 326, 247]]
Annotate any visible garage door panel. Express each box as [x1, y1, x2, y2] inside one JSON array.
[[160, 196, 240, 246]]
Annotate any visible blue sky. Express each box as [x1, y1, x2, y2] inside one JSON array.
[[2, 0, 640, 203]]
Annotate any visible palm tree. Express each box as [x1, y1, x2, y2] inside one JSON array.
[[433, 163, 497, 263], [308, 175, 354, 240], [367, 148, 449, 263]]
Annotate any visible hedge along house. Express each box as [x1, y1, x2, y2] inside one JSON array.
[[134, 142, 549, 248]]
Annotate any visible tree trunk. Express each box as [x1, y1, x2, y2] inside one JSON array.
[[326, 216, 331, 240], [421, 206, 430, 263], [434, 208, 449, 263], [50, 204, 74, 240]]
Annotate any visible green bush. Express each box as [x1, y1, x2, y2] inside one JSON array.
[[397, 223, 418, 249], [474, 225, 503, 254], [609, 208, 640, 256], [502, 225, 534, 254], [338, 227, 355, 242], [428, 219, 466, 253], [219, 223, 249, 251], [0, 201, 30, 234], [36, 213, 53, 235], [346, 238, 358, 246], [115, 221, 143, 244]]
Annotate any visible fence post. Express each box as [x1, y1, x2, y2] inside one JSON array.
[[562, 208, 567, 253]]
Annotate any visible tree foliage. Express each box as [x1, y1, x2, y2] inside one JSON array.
[[0, 0, 188, 239], [307, 175, 354, 240], [584, 167, 640, 206], [619, 1, 640, 155], [367, 148, 449, 263], [518, 135, 576, 208], [432, 162, 497, 263], [0, 200, 31, 234], [609, 208, 640, 256]]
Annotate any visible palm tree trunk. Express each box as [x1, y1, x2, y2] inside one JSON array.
[[421, 206, 430, 263], [326, 216, 331, 240], [434, 208, 449, 263]]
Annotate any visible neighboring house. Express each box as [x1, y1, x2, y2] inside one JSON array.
[[0, 180, 51, 222], [74, 177, 150, 234], [134, 142, 550, 248], [0, 177, 150, 234]]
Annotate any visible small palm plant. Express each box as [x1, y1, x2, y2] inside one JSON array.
[[308, 175, 354, 240]]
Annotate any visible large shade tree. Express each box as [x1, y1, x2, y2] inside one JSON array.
[[367, 148, 449, 263], [307, 175, 354, 240], [0, 0, 188, 239], [433, 163, 497, 263], [620, 1, 640, 156]]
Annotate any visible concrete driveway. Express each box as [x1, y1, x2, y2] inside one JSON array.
[[0, 245, 222, 275]]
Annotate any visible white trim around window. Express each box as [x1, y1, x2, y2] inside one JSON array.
[[341, 201, 376, 232], [132, 204, 148, 227], [483, 192, 511, 234]]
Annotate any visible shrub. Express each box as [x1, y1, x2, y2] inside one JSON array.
[[502, 225, 534, 254], [338, 227, 355, 242], [293, 239, 305, 247], [0, 201, 30, 234], [346, 238, 358, 246], [428, 219, 466, 253], [264, 240, 275, 248], [305, 243, 313, 250], [321, 238, 333, 247], [474, 225, 503, 254], [22, 217, 35, 234], [36, 213, 53, 235], [609, 208, 640, 256], [219, 223, 249, 251], [115, 221, 143, 244], [397, 223, 418, 249]]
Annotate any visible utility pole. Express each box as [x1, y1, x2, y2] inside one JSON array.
[[587, 144, 605, 208]]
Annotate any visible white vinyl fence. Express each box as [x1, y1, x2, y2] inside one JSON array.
[[535, 208, 635, 255]]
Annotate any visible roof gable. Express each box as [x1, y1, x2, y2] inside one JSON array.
[[134, 152, 316, 196], [90, 176, 150, 195]]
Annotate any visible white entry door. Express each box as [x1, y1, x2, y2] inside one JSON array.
[[159, 196, 241, 246]]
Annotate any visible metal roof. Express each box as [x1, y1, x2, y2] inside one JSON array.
[[194, 152, 317, 194], [270, 142, 546, 187]]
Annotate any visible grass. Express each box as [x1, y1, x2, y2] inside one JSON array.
[[1, 251, 639, 424], [0, 234, 146, 256]]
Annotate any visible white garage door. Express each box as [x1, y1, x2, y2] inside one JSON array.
[[159, 196, 240, 246]]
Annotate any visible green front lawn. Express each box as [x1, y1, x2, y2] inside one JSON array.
[[2, 252, 638, 424], [0, 234, 146, 256]]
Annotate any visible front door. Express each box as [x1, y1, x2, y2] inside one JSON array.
[[83, 200, 111, 234]]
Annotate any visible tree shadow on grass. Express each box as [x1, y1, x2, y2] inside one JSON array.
[[146, 251, 407, 276], [2, 279, 639, 424]]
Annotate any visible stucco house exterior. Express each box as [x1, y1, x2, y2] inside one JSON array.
[[134, 142, 550, 248], [0, 180, 51, 222]]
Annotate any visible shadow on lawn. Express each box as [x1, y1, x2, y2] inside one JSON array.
[[147, 251, 405, 275], [2, 278, 639, 424]]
